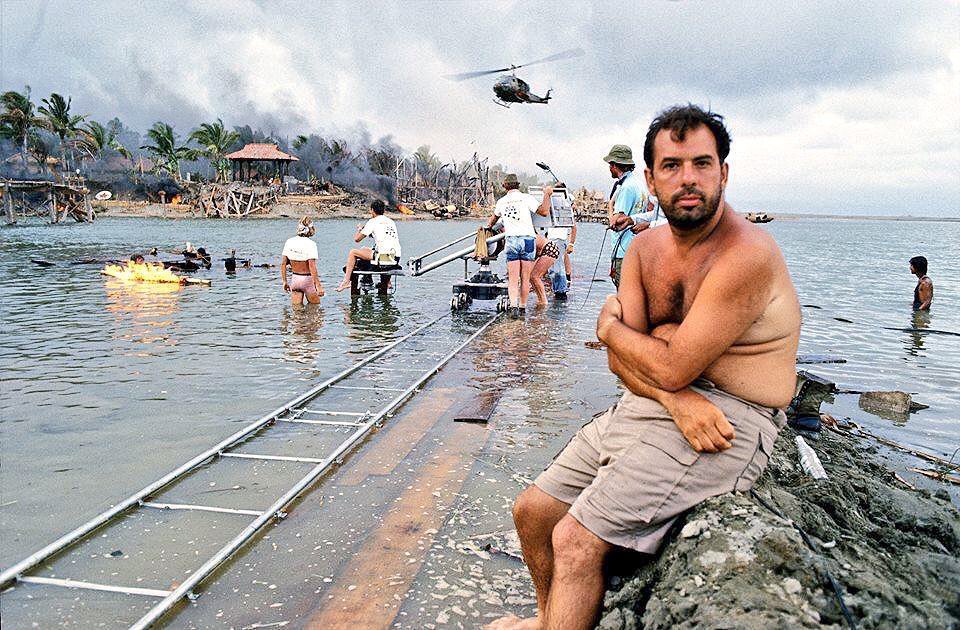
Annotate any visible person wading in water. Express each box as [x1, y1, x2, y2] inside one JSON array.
[[281, 216, 324, 305], [909, 255, 933, 311]]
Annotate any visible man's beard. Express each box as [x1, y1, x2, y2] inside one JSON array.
[[660, 184, 723, 230]]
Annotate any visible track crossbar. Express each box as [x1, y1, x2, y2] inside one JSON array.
[[220, 452, 323, 464], [18, 576, 172, 598], [141, 502, 263, 517], [280, 418, 366, 427]]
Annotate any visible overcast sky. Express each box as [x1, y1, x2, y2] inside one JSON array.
[[2, 0, 958, 216]]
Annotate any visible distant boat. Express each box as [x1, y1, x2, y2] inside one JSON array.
[[746, 212, 774, 223]]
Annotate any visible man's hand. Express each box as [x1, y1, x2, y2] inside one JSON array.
[[566, 243, 574, 254], [596, 295, 623, 343], [630, 220, 651, 234], [663, 389, 735, 453], [609, 212, 632, 232], [543, 185, 554, 197], [282, 281, 290, 292]]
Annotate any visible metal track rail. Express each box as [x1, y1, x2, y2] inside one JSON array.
[[1, 310, 501, 628]]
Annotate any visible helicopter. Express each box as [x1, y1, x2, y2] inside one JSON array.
[[444, 48, 584, 108]]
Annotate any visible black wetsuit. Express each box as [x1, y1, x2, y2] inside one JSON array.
[[913, 275, 931, 310]]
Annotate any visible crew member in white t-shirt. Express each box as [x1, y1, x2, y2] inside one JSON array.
[[335, 199, 403, 292], [281, 216, 324, 305], [485, 174, 552, 318]]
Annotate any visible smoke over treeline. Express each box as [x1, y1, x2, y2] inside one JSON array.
[[0, 87, 415, 204]]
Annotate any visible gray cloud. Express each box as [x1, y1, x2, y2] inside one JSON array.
[[1, 0, 957, 216]]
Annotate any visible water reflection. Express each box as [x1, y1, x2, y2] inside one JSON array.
[[904, 310, 932, 358], [280, 305, 325, 365], [341, 294, 402, 340], [103, 279, 181, 351]]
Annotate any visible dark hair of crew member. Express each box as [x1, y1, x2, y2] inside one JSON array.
[[371, 199, 386, 215], [503, 180, 520, 191], [612, 162, 635, 172], [643, 104, 732, 169], [909, 255, 928, 275]]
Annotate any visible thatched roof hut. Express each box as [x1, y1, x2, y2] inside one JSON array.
[[225, 143, 299, 182]]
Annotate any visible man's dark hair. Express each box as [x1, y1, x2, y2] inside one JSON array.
[[643, 104, 731, 169], [909, 255, 928, 275], [503, 180, 520, 191], [371, 199, 386, 215], [612, 162, 635, 172]]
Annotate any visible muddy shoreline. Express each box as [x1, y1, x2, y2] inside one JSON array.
[[598, 425, 960, 629]]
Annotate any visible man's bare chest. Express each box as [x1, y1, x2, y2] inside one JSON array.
[[642, 261, 710, 326]]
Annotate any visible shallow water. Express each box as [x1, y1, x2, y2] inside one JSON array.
[[1, 215, 958, 610]]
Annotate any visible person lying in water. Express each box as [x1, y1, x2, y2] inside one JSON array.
[[489, 104, 800, 630], [281, 216, 325, 305]]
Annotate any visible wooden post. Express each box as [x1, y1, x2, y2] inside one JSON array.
[[84, 194, 94, 222], [4, 186, 14, 224], [50, 189, 58, 224]]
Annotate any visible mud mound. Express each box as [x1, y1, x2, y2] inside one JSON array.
[[599, 429, 960, 629]]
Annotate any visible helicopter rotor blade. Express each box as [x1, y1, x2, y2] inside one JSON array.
[[513, 47, 585, 71], [442, 67, 515, 81]]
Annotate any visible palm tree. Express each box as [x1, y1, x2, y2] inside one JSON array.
[[188, 119, 239, 182], [0, 86, 45, 164], [140, 122, 193, 180], [38, 93, 85, 171], [78, 120, 131, 163], [27, 131, 57, 171]]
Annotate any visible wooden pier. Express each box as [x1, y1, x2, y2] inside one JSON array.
[[2, 179, 94, 224]]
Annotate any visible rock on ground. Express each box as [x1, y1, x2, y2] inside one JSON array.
[[598, 428, 960, 629]]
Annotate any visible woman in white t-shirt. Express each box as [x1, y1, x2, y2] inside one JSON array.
[[335, 200, 402, 292], [281, 216, 324, 304], [484, 175, 552, 318]]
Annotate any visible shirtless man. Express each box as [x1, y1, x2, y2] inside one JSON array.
[[489, 105, 800, 630], [909, 256, 933, 310]]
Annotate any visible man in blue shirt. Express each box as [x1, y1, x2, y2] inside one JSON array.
[[604, 144, 660, 287]]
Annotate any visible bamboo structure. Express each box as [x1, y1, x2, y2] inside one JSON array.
[[192, 182, 283, 218], [1, 179, 94, 224], [572, 187, 610, 223], [395, 152, 494, 216]]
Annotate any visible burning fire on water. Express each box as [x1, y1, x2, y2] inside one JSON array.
[[101, 261, 212, 286], [102, 261, 183, 284], [169, 194, 183, 204], [397, 203, 413, 215]]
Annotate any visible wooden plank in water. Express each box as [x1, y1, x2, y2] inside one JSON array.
[[452, 387, 502, 423], [797, 354, 846, 364], [306, 418, 485, 629]]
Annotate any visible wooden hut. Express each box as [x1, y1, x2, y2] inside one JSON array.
[[225, 143, 299, 183]]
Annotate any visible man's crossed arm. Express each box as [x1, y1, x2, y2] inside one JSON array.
[[596, 236, 774, 452]]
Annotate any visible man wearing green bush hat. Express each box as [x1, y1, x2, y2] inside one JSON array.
[[604, 144, 660, 287]]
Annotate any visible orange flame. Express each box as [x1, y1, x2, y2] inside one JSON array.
[[170, 194, 183, 204], [397, 203, 414, 215], [102, 261, 184, 284]]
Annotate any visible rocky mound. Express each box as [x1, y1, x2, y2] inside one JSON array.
[[599, 428, 960, 629]]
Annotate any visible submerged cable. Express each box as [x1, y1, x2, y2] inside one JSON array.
[[578, 227, 611, 310], [749, 488, 857, 629]]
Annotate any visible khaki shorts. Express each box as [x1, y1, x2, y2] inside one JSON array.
[[535, 380, 785, 553]]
